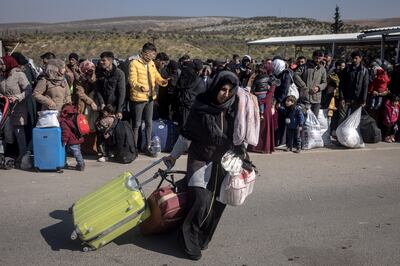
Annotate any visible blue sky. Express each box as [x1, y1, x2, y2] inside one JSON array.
[[0, 0, 399, 23]]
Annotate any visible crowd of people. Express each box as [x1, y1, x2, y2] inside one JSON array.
[[1, 42, 400, 260], [0, 43, 400, 171]]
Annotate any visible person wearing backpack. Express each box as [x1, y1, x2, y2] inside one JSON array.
[[59, 103, 85, 171]]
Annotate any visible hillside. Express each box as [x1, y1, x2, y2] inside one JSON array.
[[2, 15, 393, 62], [345, 17, 400, 28], [0, 16, 236, 33]]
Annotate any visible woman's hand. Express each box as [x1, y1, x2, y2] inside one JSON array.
[[48, 101, 57, 109], [162, 155, 176, 170]]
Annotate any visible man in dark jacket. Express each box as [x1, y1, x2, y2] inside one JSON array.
[[294, 50, 327, 116], [96, 51, 126, 120], [338, 51, 369, 124]]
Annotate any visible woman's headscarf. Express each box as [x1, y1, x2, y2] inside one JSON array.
[[79, 60, 95, 81], [44, 59, 65, 84], [272, 59, 286, 76], [194, 71, 239, 114], [79, 60, 95, 76], [1, 55, 19, 78]]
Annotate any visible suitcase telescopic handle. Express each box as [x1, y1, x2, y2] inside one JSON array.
[[131, 158, 163, 180]]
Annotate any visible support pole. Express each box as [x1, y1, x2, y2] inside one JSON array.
[[396, 40, 400, 64], [380, 35, 385, 62], [331, 42, 336, 58]]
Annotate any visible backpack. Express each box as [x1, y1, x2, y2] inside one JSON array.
[[75, 113, 90, 136]]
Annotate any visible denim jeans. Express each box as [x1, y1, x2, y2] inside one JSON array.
[[66, 144, 84, 167], [287, 127, 301, 149], [130, 100, 154, 148]]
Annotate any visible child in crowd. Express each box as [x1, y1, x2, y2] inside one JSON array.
[[369, 68, 390, 110], [284, 95, 305, 153], [96, 105, 116, 162], [59, 103, 85, 171], [382, 94, 399, 143]]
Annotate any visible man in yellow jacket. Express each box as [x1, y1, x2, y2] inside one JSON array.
[[129, 42, 168, 156]]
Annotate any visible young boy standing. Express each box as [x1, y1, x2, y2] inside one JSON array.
[[284, 95, 305, 153]]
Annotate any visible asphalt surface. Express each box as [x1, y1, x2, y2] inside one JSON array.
[[1, 142, 400, 266]]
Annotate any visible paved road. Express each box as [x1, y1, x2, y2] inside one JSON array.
[[1, 143, 400, 266]]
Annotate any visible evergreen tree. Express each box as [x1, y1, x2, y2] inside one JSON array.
[[331, 5, 344, 34]]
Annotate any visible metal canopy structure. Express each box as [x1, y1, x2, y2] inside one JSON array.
[[358, 26, 400, 61], [247, 26, 400, 62]]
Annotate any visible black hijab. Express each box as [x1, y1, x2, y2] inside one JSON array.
[[193, 71, 239, 114], [183, 71, 239, 146]]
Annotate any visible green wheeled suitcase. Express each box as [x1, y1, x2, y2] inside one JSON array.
[[70, 159, 163, 251]]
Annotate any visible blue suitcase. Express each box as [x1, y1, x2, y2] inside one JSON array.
[[33, 127, 65, 171], [139, 120, 179, 152]]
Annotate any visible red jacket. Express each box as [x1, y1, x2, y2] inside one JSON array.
[[369, 68, 390, 94], [59, 104, 84, 145], [383, 99, 399, 126]]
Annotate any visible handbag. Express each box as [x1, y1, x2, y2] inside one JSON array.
[[218, 150, 256, 206], [287, 72, 299, 100], [218, 168, 256, 206]]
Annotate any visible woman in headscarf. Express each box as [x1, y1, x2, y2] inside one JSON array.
[[164, 71, 243, 260], [0, 55, 32, 160], [248, 73, 276, 154], [33, 59, 71, 111], [272, 58, 294, 146], [72, 59, 97, 113]]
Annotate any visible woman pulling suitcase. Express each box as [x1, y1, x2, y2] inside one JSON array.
[[163, 71, 248, 260]]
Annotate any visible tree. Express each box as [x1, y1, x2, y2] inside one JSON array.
[[331, 5, 344, 34]]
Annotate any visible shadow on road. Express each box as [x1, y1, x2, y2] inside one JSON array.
[[40, 210, 82, 251], [114, 227, 187, 259], [40, 210, 186, 258]]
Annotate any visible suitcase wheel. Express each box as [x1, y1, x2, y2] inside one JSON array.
[[83, 246, 94, 252], [70, 230, 78, 240], [56, 167, 64, 173]]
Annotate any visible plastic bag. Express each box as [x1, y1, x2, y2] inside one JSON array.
[[221, 150, 243, 176], [303, 110, 324, 149], [36, 110, 59, 128], [287, 73, 299, 99], [336, 107, 365, 148], [318, 109, 331, 145]]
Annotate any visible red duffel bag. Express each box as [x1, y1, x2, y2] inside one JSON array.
[[141, 170, 187, 235]]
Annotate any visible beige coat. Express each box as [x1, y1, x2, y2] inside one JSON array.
[[0, 68, 32, 126], [33, 78, 71, 111]]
